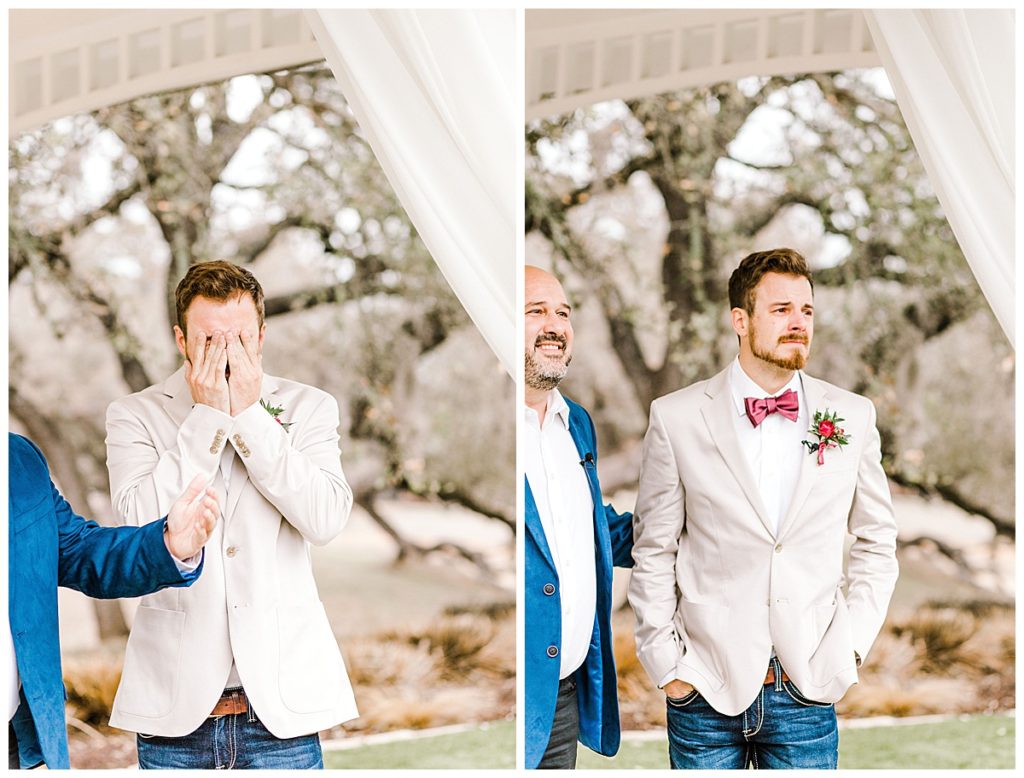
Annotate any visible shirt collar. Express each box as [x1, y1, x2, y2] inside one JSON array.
[[729, 357, 804, 417], [524, 388, 571, 428]]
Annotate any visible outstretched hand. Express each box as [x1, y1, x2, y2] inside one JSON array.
[[164, 474, 220, 561]]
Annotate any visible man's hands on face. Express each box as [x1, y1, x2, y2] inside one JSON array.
[[184, 329, 230, 413], [183, 328, 262, 417], [164, 474, 220, 561], [664, 679, 695, 699], [226, 329, 263, 416]]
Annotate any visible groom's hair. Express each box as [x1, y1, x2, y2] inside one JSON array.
[[175, 260, 265, 334], [728, 248, 813, 313]]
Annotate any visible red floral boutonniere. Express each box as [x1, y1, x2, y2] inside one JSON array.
[[260, 399, 293, 432], [802, 408, 850, 465]]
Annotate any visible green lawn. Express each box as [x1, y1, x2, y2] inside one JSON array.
[[576, 714, 1015, 769], [324, 720, 515, 769]]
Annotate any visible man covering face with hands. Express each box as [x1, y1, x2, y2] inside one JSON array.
[[104, 260, 357, 770]]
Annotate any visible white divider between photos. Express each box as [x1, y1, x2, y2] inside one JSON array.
[[865, 9, 1015, 346], [309, 9, 516, 374]]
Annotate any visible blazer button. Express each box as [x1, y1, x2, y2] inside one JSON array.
[[546, 645, 559, 658], [774, 543, 783, 553], [226, 546, 237, 558], [543, 583, 556, 596]]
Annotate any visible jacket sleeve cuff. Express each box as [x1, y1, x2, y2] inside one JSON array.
[[181, 403, 236, 470]]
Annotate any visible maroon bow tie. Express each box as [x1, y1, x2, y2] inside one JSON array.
[[744, 389, 799, 427]]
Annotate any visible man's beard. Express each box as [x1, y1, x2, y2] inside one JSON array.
[[750, 321, 809, 371], [525, 334, 571, 390]]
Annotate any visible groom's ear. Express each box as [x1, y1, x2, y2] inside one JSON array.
[[731, 307, 749, 339], [174, 325, 188, 359], [258, 323, 266, 352]]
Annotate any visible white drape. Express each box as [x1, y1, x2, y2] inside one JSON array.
[[865, 10, 1015, 346], [308, 9, 516, 372]]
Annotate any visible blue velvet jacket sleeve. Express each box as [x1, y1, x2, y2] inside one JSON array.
[[27, 437, 202, 597], [605, 504, 635, 568]]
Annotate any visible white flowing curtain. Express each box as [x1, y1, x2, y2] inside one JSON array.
[[865, 9, 1015, 347], [308, 9, 516, 373]]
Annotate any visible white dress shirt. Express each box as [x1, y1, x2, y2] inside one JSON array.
[[524, 390, 596, 679], [728, 358, 807, 536]]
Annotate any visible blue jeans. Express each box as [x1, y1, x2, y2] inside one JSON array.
[[136, 698, 323, 769], [666, 659, 838, 769]]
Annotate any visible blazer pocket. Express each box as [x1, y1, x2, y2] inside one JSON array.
[[808, 593, 856, 685], [675, 598, 727, 691], [117, 606, 185, 718], [278, 601, 348, 714]]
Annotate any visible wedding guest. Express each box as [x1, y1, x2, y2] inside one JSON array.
[[8, 433, 218, 769], [524, 265, 634, 769], [104, 261, 356, 769], [629, 248, 899, 769]]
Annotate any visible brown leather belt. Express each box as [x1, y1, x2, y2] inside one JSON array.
[[764, 665, 790, 685], [209, 688, 248, 717]]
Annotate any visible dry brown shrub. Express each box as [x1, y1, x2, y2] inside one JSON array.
[[891, 606, 977, 672], [613, 630, 651, 704], [415, 613, 497, 676], [859, 631, 922, 679], [63, 655, 123, 725], [344, 638, 441, 688], [352, 686, 495, 731], [444, 601, 515, 620], [471, 616, 515, 679], [838, 677, 974, 717]]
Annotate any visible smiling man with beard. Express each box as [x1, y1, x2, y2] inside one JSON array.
[[523, 265, 634, 769], [629, 248, 898, 769]]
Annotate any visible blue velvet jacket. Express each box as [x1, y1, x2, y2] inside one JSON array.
[[7, 434, 202, 768], [524, 396, 634, 769]]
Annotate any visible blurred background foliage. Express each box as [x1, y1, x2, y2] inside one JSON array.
[[9, 64, 513, 765], [526, 69, 1013, 723]]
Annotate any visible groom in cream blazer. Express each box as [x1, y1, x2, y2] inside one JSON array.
[[629, 248, 898, 769], [105, 261, 356, 769]]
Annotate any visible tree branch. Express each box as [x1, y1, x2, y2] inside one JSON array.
[[889, 471, 1014, 540], [431, 486, 513, 532], [356, 491, 495, 575]]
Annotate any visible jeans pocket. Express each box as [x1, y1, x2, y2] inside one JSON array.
[[666, 689, 700, 708], [782, 679, 833, 708]]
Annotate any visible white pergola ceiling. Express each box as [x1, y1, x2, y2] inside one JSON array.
[[526, 8, 882, 120], [9, 9, 323, 135]]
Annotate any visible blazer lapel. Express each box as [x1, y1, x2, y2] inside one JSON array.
[[699, 367, 775, 538], [524, 477, 556, 570], [162, 366, 195, 428], [566, 405, 612, 581], [776, 372, 829, 539]]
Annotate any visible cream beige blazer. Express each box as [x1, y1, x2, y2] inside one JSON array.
[[105, 367, 357, 738], [628, 367, 898, 715]]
